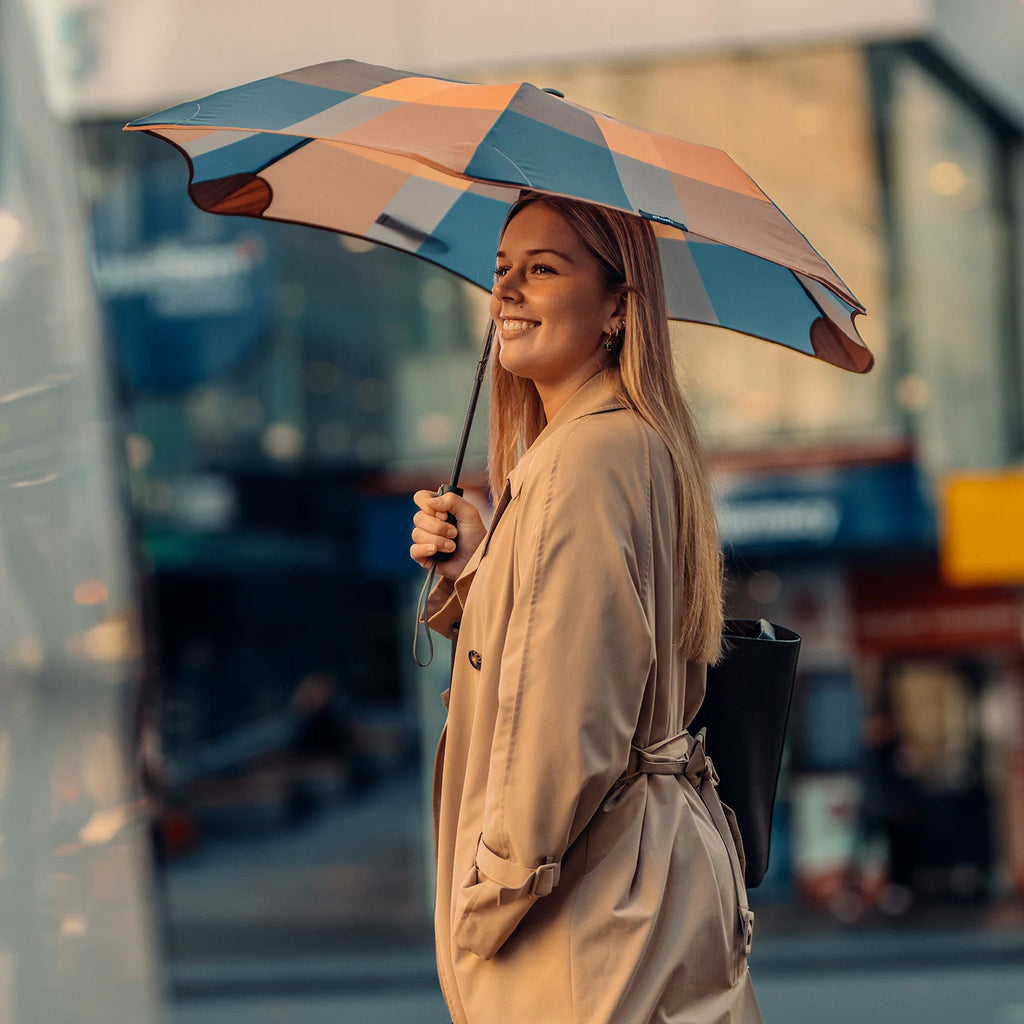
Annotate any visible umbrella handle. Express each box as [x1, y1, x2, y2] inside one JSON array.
[[411, 482, 462, 665], [431, 483, 463, 563]]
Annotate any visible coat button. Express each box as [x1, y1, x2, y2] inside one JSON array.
[[467, 650, 482, 670]]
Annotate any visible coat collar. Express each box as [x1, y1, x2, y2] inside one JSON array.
[[508, 372, 625, 497], [452, 373, 625, 607]]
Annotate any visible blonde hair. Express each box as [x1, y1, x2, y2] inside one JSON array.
[[488, 193, 723, 663]]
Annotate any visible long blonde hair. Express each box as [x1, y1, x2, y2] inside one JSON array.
[[488, 193, 723, 664]]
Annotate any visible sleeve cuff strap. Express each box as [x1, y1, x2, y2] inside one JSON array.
[[475, 837, 561, 899]]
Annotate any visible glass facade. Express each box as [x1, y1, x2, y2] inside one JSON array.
[[1009, 127, 1024, 458], [0, 0, 163, 1018], [879, 47, 1019, 477]]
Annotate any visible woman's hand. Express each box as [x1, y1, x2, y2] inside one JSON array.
[[410, 489, 487, 579]]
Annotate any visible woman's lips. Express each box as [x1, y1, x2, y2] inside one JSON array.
[[500, 318, 540, 339]]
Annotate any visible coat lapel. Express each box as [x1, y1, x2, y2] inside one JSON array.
[[453, 373, 623, 608], [454, 479, 514, 606]]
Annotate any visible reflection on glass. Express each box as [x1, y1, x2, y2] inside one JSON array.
[[890, 54, 1012, 475], [0, 0, 162, 1020], [74, 580, 108, 606], [927, 159, 967, 197], [0, 208, 22, 260]]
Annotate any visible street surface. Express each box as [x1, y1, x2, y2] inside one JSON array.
[[170, 961, 1024, 1024], [162, 776, 1024, 1024]]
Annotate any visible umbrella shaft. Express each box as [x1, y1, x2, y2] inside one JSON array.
[[448, 319, 495, 490]]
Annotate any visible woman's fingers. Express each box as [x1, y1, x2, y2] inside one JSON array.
[[413, 488, 477, 525], [412, 508, 457, 540], [411, 524, 457, 553], [409, 487, 488, 577], [411, 490, 458, 569], [413, 488, 449, 514], [411, 490, 481, 547], [409, 543, 440, 569], [418, 490, 487, 545]]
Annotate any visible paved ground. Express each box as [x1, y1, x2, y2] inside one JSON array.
[[172, 990, 449, 1024], [161, 773, 1024, 1024], [755, 964, 1024, 1024], [169, 958, 1024, 1024]]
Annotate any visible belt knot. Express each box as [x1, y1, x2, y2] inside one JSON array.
[[685, 733, 720, 788], [626, 727, 719, 787]]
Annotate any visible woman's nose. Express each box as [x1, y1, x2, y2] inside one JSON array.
[[492, 268, 523, 301]]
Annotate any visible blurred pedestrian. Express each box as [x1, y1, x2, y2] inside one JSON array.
[[410, 193, 760, 1023], [860, 706, 919, 915], [287, 669, 373, 820]]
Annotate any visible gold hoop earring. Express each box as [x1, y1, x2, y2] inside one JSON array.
[[604, 322, 624, 354]]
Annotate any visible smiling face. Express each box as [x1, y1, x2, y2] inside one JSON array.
[[490, 202, 623, 418]]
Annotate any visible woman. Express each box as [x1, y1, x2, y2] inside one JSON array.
[[410, 193, 761, 1024]]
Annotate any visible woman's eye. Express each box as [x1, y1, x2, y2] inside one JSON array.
[[492, 263, 555, 279]]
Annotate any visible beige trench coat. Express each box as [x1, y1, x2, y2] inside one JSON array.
[[427, 374, 762, 1024]]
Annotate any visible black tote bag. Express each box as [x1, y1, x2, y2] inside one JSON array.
[[689, 619, 801, 888]]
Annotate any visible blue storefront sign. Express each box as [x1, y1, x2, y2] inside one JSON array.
[[361, 460, 936, 580], [716, 461, 936, 557], [89, 164, 274, 393]]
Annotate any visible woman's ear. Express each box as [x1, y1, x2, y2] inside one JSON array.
[[604, 288, 628, 332]]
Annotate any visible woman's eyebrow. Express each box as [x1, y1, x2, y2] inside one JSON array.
[[495, 248, 575, 262]]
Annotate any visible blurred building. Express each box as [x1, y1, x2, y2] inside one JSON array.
[[28, 0, 1024, 944]]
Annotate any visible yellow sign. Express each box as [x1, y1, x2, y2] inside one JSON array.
[[941, 470, 1024, 586]]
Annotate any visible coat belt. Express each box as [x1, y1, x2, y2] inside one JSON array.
[[626, 728, 754, 955]]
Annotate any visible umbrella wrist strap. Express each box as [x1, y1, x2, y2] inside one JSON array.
[[413, 561, 439, 667]]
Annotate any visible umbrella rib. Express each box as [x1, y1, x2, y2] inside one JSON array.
[[251, 136, 312, 175], [480, 148, 533, 187], [375, 214, 449, 253], [136, 121, 529, 196]]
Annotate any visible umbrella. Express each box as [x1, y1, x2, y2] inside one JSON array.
[[124, 58, 871, 380]]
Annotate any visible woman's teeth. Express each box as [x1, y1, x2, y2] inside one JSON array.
[[503, 319, 537, 333]]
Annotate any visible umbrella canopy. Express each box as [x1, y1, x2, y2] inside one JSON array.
[[126, 58, 872, 373]]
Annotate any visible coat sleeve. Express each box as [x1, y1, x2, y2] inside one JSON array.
[[453, 415, 657, 959], [425, 576, 460, 635]]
